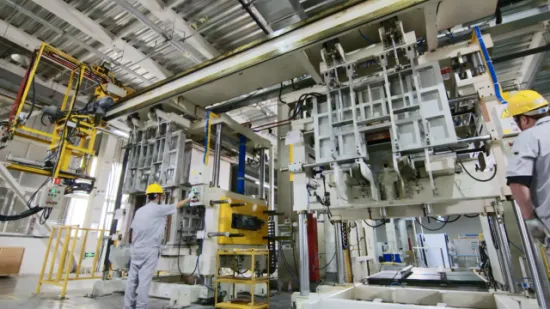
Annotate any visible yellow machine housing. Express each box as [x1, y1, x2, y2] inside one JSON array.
[[217, 196, 269, 245]]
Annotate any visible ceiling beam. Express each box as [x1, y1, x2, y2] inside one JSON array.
[[288, 0, 307, 20], [0, 19, 88, 104], [0, 59, 89, 104], [133, 0, 220, 60], [516, 30, 549, 90], [0, 0, 153, 86], [424, 2, 439, 51], [31, 0, 171, 82], [112, 0, 202, 63]]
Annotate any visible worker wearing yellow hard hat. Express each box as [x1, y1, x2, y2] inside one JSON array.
[[124, 183, 199, 309], [505, 90, 550, 244]]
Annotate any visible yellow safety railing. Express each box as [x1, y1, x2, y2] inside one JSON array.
[[36, 225, 109, 298]]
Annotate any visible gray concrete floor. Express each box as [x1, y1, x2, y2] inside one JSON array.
[[0, 275, 292, 309]]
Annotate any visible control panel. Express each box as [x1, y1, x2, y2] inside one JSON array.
[[39, 185, 65, 208], [189, 186, 205, 206]]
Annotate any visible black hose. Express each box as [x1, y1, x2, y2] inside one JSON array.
[[278, 83, 288, 105], [363, 219, 386, 228], [415, 217, 448, 231], [430, 215, 461, 223], [458, 160, 497, 182], [0, 207, 43, 221], [315, 253, 336, 270]]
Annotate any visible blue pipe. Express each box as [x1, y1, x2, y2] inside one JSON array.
[[473, 26, 508, 105], [236, 134, 246, 194]]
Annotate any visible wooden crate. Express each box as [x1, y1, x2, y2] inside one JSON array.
[[0, 247, 25, 276]]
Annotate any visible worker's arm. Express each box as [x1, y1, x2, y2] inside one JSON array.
[[509, 183, 535, 219], [175, 198, 191, 209], [506, 131, 538, 219], [175, 191, 200, 209]]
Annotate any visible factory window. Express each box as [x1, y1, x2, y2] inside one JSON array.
[[65, 197, 88, 237], [98, 162, 124, 231]]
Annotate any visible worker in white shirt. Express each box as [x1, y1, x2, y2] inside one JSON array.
[[124, 183, 198, 309], [505, 90, 550, 244]]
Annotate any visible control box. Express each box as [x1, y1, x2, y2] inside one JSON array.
[[40, 185, 65, 208], [189, 186, 205, 206]]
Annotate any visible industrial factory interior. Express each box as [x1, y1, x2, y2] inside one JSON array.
[[3, 0, 550, 309]]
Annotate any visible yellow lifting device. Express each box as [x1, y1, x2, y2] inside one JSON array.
[[1, 43, 133, 183]]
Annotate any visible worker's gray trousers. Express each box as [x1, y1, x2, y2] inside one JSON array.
[[124, 247, 160, 309]]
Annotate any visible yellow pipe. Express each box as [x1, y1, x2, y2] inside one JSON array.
[[45, 44, 86, 68], [56, 226, 71, 282], [61, 231, 79, 299], [60, 71, 75, 111], [289, 144, 294, 181], [48, 227, 62, 281], [18, 126, 54, 138], [35, 227, 55, 294], [15, 44, 46, 119], [91, 231, 104, 278], [65, 144, 95, 155], [75, 230, 89, 279]]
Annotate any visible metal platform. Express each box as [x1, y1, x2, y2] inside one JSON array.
[[366, 267, 488, 290]]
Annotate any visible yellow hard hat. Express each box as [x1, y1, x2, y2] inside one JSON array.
[[146, 183, 164, 195], [507, 90, 549, 117]]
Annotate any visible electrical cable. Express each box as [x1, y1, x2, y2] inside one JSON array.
[[464, 214, 480, 218], [457, 160, 497, 183], [0, 207, 43, 222], [363, 219, 386, 228], [288, 92, 323, 120], [509, 240, 525, 255], [358, 29, 374, 44], [415, 217, 448, 231], [278, 82, 288, 105], [315, 252, 336, 270], [430, 215, 461, 223], [277, 240, 300, 284], [1, 176, 52, 222]]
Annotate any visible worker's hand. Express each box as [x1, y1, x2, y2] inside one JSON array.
[[187, 191, 199, 201], [525, 217, 548, 244]]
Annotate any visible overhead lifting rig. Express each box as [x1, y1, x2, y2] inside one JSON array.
[[0, 42, 133, 221]]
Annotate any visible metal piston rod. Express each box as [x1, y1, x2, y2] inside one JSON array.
[[512, 201, 550, 308]]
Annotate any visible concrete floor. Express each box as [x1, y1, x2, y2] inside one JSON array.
[[0, 275, 292, 309]]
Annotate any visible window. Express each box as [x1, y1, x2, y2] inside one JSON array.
[[65, 197, 88, 236]]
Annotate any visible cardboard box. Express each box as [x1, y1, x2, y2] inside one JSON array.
[[0, 247, 25, 276]]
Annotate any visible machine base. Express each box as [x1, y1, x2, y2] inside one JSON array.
[[90, 278, 207, 307], [291, 284, 539, 309]]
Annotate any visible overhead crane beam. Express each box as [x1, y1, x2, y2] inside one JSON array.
[[105, 0, 431, 121]]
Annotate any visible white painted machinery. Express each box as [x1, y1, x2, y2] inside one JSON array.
[[94, 0, 550, 308], [97, 110, 278, 307]]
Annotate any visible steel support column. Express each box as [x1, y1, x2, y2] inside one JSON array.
[[258, 148, 266, 199], [491, 213, 516, 293], [236, 135, 246, 194], [334, 220, 345, 284], [512, 201, 550, 308], [212, 124, 223, 187], [103, 144, 130, 278], [307, 213, 320, 282], [298, 211, 310, 295]]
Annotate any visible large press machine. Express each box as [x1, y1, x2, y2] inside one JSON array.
[[74, 0, 550, 309]]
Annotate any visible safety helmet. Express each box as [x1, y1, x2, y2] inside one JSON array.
[[507, 90, 549, 117], [145, 183, 164, 195]]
